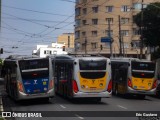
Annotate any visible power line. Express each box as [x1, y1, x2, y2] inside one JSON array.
[[59, 0, 75, 3], [3, 5, 71, 17]]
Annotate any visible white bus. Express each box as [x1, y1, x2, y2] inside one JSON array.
[[111, 57, 157, 99], [51, 54, 112, 102], [3, 55, 55, 101]]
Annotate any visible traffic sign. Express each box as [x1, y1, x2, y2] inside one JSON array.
[[101, 37, 111, 42]]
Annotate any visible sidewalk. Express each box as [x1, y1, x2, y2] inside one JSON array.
[[0, 78, 4, 119]]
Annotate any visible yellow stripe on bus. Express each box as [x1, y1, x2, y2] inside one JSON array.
[[131, 77, 154, 90], [79, 72, 108, 92]]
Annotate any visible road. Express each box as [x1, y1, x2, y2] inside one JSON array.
[[1, 83, 160, 120]]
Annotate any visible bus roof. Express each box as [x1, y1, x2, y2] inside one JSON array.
[[5, 55, 40, 60], [110, 57, 140, 62]]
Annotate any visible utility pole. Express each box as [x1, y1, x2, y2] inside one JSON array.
[[85, 37, 87, 54], [122, 35, 125, 57], [140, 0, 144, 59], [108, 19, 113, 57], [118, 15, 122, 56], [0, 0, 1, 29], [68, 35, 70, 48]]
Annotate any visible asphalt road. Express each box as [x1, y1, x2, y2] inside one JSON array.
[[1, 85, 160, 120]]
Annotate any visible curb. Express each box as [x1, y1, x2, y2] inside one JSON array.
[[0, 96, 5, 120]]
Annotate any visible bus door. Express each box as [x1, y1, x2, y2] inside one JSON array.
[[118, 64, 128, 94], [19, 59, 50, 94], [114, 63, 128, 94], [54, 60, 73, 97]]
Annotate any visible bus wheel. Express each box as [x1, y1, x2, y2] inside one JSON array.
[[137, 95, 145, 99]]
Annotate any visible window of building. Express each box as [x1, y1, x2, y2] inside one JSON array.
[[44, 50, 52, 55], [106, 6, 114, 12], [133, 3, 142, 10], [133, 28, 140, 35], [131, 40, 141, 48], [121, 18, 129, 24], [92, 31, 98, 37], [91, 42, 97, 49], [121, 5, 130, 12], [105, 30, 113, 37], [92, 6, 98, 13], [92, 19, 98, 25], [75, 19, 81, 27], [82, 20, 87, 25], [82, 31, 86, 37], [121, 30, 129, 36], [106, 18, 113, 24], [83, 8, 87, 15], [75, 7, 81, 16], [123, 42, 129, 49], [75, 31, 80, 39], [83, 0, 87, 3]]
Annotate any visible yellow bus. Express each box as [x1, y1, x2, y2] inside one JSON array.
[[51, 54, 112, 102], [111, 57, 157, 99]]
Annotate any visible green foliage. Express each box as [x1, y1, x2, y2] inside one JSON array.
[[0, 59, 2, 66], [134, 2, 160, 47]]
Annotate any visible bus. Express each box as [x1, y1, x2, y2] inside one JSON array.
[[51, 54, 112, 101], [3, 55, 54, 101], [155, 58, 160, 97], [111, 57, 157, 99]]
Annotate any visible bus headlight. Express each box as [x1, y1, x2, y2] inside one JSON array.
[[99, 83, 103, 87], [81, 85, 85, 88]]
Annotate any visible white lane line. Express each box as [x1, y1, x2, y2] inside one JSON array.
[[117, 105, 127, 110], [60, 105, 66, 109], [75, 114, 84, 120], [0, 96, 4, 112]]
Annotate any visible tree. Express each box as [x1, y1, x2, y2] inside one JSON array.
[[134, 2, 160, 47]]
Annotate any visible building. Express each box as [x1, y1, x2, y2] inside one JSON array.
[[32, 43, 67, 58], [75, 0, 158, 58]]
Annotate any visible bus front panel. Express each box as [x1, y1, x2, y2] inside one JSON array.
[[131, 61, 156, 91], [19, 59, 50, 94]]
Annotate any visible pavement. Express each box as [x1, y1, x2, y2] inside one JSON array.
[[0, 78, 4, 119]]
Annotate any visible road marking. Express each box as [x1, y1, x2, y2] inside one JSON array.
[[117, 105, 127, 110], [75, 114, 84, 120], [60, 105, 66, 109], [0, 97, 4, 112]]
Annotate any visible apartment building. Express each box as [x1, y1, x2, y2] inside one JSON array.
[[75, 0, 158, 57], [57, 33, 75, 48]]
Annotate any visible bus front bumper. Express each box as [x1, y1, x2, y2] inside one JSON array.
[[73, 91, 112, 98], [17, 89, 55, 100], [127, 87, 156, 95]]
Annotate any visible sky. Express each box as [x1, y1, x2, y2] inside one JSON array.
[[0, 0, 75, 58]]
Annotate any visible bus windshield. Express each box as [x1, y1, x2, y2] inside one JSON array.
[[131, 61, 155, 78], [19, 59, 49, 79], [79, 59, 106, 70]]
